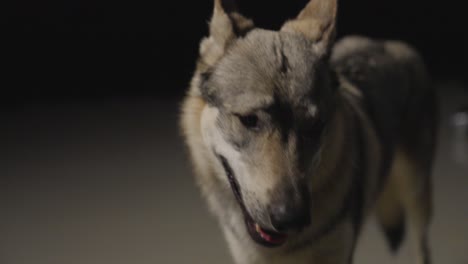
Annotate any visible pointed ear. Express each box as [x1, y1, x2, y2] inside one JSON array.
[[199, 0, 254, 67], [281, 0, 337, 55]]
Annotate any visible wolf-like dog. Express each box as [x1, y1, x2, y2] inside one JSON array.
[[180, 0, 437, 263]]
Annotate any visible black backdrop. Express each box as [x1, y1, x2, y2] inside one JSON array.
[[2, 0, 467, 105]]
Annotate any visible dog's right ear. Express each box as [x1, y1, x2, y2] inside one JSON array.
[[281, 0, 337, 57], [199, 0, 254, 67]]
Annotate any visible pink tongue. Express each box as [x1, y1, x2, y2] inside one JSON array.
[[256, 225, 287, 244]]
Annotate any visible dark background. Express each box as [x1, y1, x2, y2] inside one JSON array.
[[2, 0, 467, 107]]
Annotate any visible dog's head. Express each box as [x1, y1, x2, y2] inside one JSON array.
[[195, 0, 339, 247]]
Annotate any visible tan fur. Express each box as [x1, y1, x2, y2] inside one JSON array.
[[377, 148, 432, 264], [180, 96, 211, 190]]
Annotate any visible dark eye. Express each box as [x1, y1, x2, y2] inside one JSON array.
[[238, 114, 259, 130]]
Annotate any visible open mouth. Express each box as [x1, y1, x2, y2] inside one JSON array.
[[245, 216, 288, 247], [217, 154, 288, 247]]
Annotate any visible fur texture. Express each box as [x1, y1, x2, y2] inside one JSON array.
[[180, 1, 437, 263]]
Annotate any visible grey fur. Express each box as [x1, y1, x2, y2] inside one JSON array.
[[180, 1, 437, 263]]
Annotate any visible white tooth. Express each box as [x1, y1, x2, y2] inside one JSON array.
[[255, 224, 262, 234]]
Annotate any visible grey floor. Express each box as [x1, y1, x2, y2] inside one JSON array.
[[1, 83, 467, 264]]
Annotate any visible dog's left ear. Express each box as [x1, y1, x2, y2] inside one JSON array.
[[281, 0, 337, 56], [199, 0, 254, 67]]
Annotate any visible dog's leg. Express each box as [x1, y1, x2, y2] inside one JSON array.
[[386, 148, 432, 264], [376, 173, 406, 253]]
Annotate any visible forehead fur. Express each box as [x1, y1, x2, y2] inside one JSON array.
[[203, 29, 325, 113]]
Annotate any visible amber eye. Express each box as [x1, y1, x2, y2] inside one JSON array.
[[238, 114, 259, 130]]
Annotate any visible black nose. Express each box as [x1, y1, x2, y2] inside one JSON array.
[[269, 186, 311, 232]]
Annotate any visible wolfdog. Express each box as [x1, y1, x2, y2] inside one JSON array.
[[180, 0, 437, 263]]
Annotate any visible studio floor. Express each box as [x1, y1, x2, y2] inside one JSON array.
[[1, 83, 467, 264]]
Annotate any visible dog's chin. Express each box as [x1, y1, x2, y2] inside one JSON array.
[[216, 154, 288, 247], [244, 215, 288, 248]]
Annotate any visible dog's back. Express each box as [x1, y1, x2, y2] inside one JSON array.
[[332, 36, 437, 264], [332, 36, 437, 155]]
